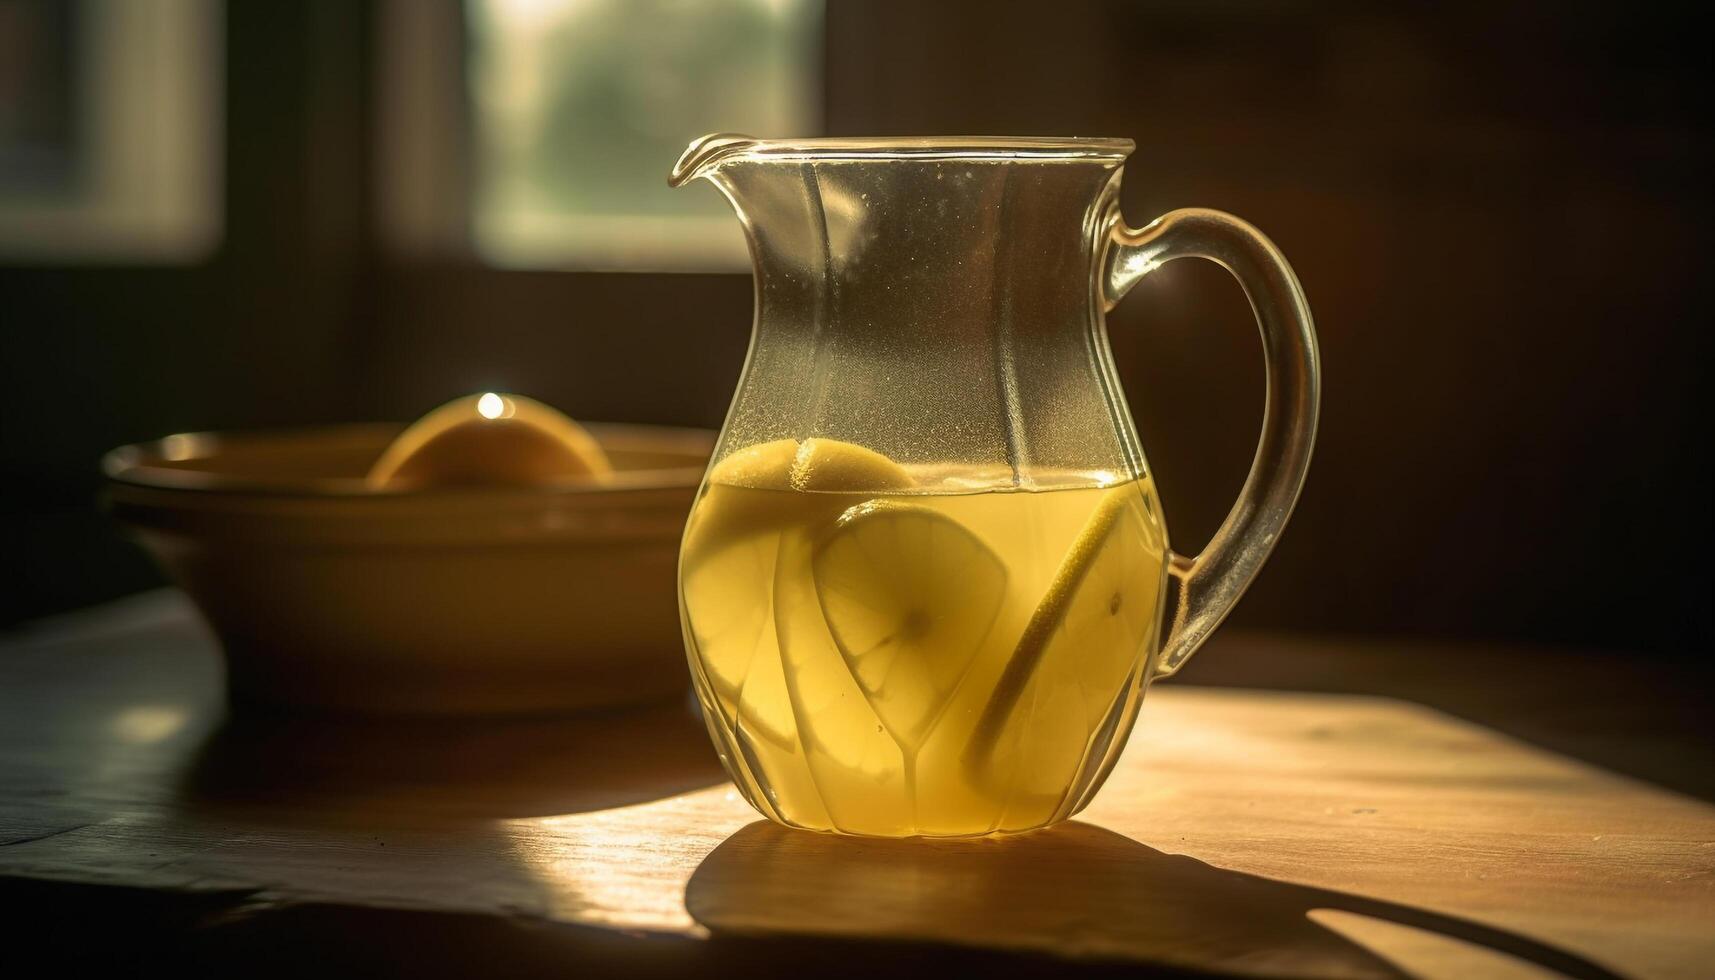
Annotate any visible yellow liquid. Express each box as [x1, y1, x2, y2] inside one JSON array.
[[680, 469, 1168, 837]]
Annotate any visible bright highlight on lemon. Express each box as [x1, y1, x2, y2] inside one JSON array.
[[476, 392, 509, 420], [366, 392, 611, 490], [680, 436, 1169, 837]]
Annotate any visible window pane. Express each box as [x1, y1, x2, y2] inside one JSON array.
[[467, 0, 821, 271], [0, 0, 222, 263]]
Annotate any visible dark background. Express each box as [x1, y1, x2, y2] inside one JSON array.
[[3, 0, 1711, 662]]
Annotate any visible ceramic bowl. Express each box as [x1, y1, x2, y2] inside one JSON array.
[[104, 423, 713, 715]]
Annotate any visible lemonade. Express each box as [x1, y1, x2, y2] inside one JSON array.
[[680, 439, 1169, 837]]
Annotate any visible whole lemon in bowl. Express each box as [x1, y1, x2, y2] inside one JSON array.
[[366, 392, 612, 489]]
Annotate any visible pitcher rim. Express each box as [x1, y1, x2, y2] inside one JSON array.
[[669, 133, 1135, 186]]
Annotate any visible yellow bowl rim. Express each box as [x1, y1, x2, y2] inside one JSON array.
[[102, 421, 714, 500]]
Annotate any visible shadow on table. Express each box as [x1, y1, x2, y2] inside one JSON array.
[[178, 698, 725, 820], [687, 821, 1625, 980]]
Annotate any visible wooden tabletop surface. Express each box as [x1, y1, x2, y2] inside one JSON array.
[[2, 592, 1711, 978]]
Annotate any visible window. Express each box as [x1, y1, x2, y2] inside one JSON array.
[[379, 0, 822, 272]]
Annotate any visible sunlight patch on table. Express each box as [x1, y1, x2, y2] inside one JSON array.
[[501, 786, 754, 933]]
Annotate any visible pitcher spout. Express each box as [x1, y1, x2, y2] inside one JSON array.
[[667, 132, 759, 187]]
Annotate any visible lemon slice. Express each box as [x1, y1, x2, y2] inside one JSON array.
[[707, 438, 801, 489], [685, 438, 916, 563], [966, 485, 1165, 785], [773, 528, 911, 797], [731, 621, 798, 747], [682, 536, 773, 712], [811, 500, 1008, 743], [682, 434, 914, 746], [789, 438, 912, 492], [680, 529, 800, 747], [706, 436, 913, 492]]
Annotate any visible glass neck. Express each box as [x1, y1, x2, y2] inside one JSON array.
[[711, 157, 1121, 339], [698, 156, 1142, 486]]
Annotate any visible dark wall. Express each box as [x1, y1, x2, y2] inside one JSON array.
[[2, 2, 376, 622], [4, 0, 1710, 657], [818, 1, 1715, 653]]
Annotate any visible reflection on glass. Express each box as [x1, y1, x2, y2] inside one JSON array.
[[466, 0, 821, 270]]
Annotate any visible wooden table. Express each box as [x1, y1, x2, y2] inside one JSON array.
[[3, 592, 1712, 978]]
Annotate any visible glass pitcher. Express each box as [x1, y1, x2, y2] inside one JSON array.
[[671, 134, 1318, 838]]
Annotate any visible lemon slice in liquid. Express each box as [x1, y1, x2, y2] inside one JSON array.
[[683, 437, 918, 746], [965, 484, 1165, 792], [790, 438, 912, 492], [683, 437, 915, 561], [811, 500, 1008, 744], [706, 438, 801, 490], [681, 531, 794, 743], [704, 436, 914, 493]]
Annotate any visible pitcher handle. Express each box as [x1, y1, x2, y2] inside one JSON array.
[[1104, 208, 1321, 676]]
